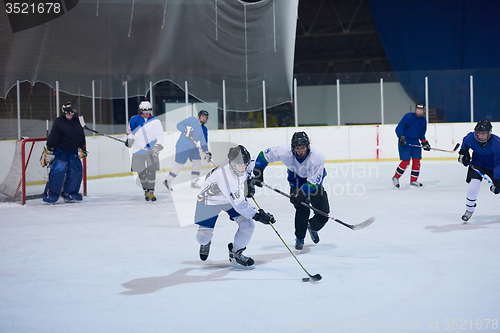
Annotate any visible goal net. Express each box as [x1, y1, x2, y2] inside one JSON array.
[[0, 138, 87, 205]]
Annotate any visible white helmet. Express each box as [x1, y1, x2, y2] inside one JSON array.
[[139, 101, 152, 115]]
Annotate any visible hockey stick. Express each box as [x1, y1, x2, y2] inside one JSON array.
[[79, 116, 126, 143], [408, 143, 460, 153], [251, 197, 321, 282], [79, 116, 151, 152], [261, 182, 375, 230], [469, 164, 493, 185]]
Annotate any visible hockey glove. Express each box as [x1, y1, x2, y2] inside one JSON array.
[[458, 149, 470, 167], [183, 126, 194, 139], [398, 135, 406, 147], [150, 144, 163, 157], [252, 167, 264, 187], [79, 148, 88, 159], [290, 189, 308, 207], [204, 151, 213, 163], [125, 138, 134, 148], [245, 178, 256, 198], [40, 147, 55, 167], [421, 140, 431, 151], [490, 178, 500, 195], [253, 209, 275, 225]]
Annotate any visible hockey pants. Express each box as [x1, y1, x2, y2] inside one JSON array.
[[132, 153, 158, 190], [290, 186, 329, 239]]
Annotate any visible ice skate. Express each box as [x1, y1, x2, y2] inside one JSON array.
[[295, 238, 304, 250], [228, 243, 255, 269], [392, 176, 400, 189], [307, 220, 320, 244], [199, 241, 211, 261], [144, 190, 157, 202], [191, 180, 201, 189], [461, 210, 473, 224], [62, 192, 77, 203], [163, 180, 173, 191], [410, 181, 423, 188]]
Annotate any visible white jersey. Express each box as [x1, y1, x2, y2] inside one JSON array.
[[127, 116, 164, 154], [260, 145, 326, 187], [196, 158, 257, 219]]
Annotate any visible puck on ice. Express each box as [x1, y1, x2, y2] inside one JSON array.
[[302, 278, 310, 282]]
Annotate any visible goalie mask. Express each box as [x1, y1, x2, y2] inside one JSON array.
[[474, 120, 492, 144], [228, 145, 250, 176], [139, 101, 153, 117], [62, 101, 77, 116]]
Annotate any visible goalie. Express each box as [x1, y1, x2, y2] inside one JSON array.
[[42, 101, 87, 204]]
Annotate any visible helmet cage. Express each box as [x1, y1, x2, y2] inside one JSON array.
[[227, 145, 250, 176], [139, 101, 153, 116], [291, 131, 310, 158], [474, 120, 492, 144]]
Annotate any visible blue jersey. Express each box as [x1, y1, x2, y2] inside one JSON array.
[[461, 132, 500, 179], [176, 116, 209, 152], [395, 113, 427, 145]]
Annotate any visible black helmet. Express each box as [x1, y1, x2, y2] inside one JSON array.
[[474, 120, 492, 144], [291, 131, 310, 149], [415, 103, 425, 109], [198, 110, 209, 124], [62, 101, 77, 115], [227, 145, 250, 176]]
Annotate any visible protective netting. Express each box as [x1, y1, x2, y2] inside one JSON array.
[[0, 0, 298, 112]]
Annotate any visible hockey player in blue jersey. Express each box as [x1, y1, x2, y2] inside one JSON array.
[[392, 103, 431, 188], [125, 101, 164, 202], [42, 101, 87, 204], [252, 131, 330, 250], [458, 120, 500, 223], [163, 110, 212, 190]]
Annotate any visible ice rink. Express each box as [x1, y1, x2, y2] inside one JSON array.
[[1, 160, 499, 333]]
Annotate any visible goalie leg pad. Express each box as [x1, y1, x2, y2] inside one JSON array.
[[43, 158, 68, 203], [63, 153, 83, 200]]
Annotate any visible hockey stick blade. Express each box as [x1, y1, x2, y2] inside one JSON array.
[[303, 274, 322, 282], [335, 216, 376, 230], [262, 183, 375, 231]]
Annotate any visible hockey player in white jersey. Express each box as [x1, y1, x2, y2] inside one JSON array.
[[252, 131, 330, 250], [194, 145, 275, 268]]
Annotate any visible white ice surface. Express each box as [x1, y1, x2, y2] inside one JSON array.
[[1, 160, 499, 333]]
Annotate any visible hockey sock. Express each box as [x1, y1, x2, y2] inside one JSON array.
[[410, 158, 421, 183], [166, 162, 184, 181], [465, 178, 481, 212], [191, 159, 202, 181], [394, 160, 410, 178], [196, 226, 214, 245], [233, 216, 255, 250]]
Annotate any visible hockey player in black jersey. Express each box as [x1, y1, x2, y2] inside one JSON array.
[[42, 101, 87, 204]]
